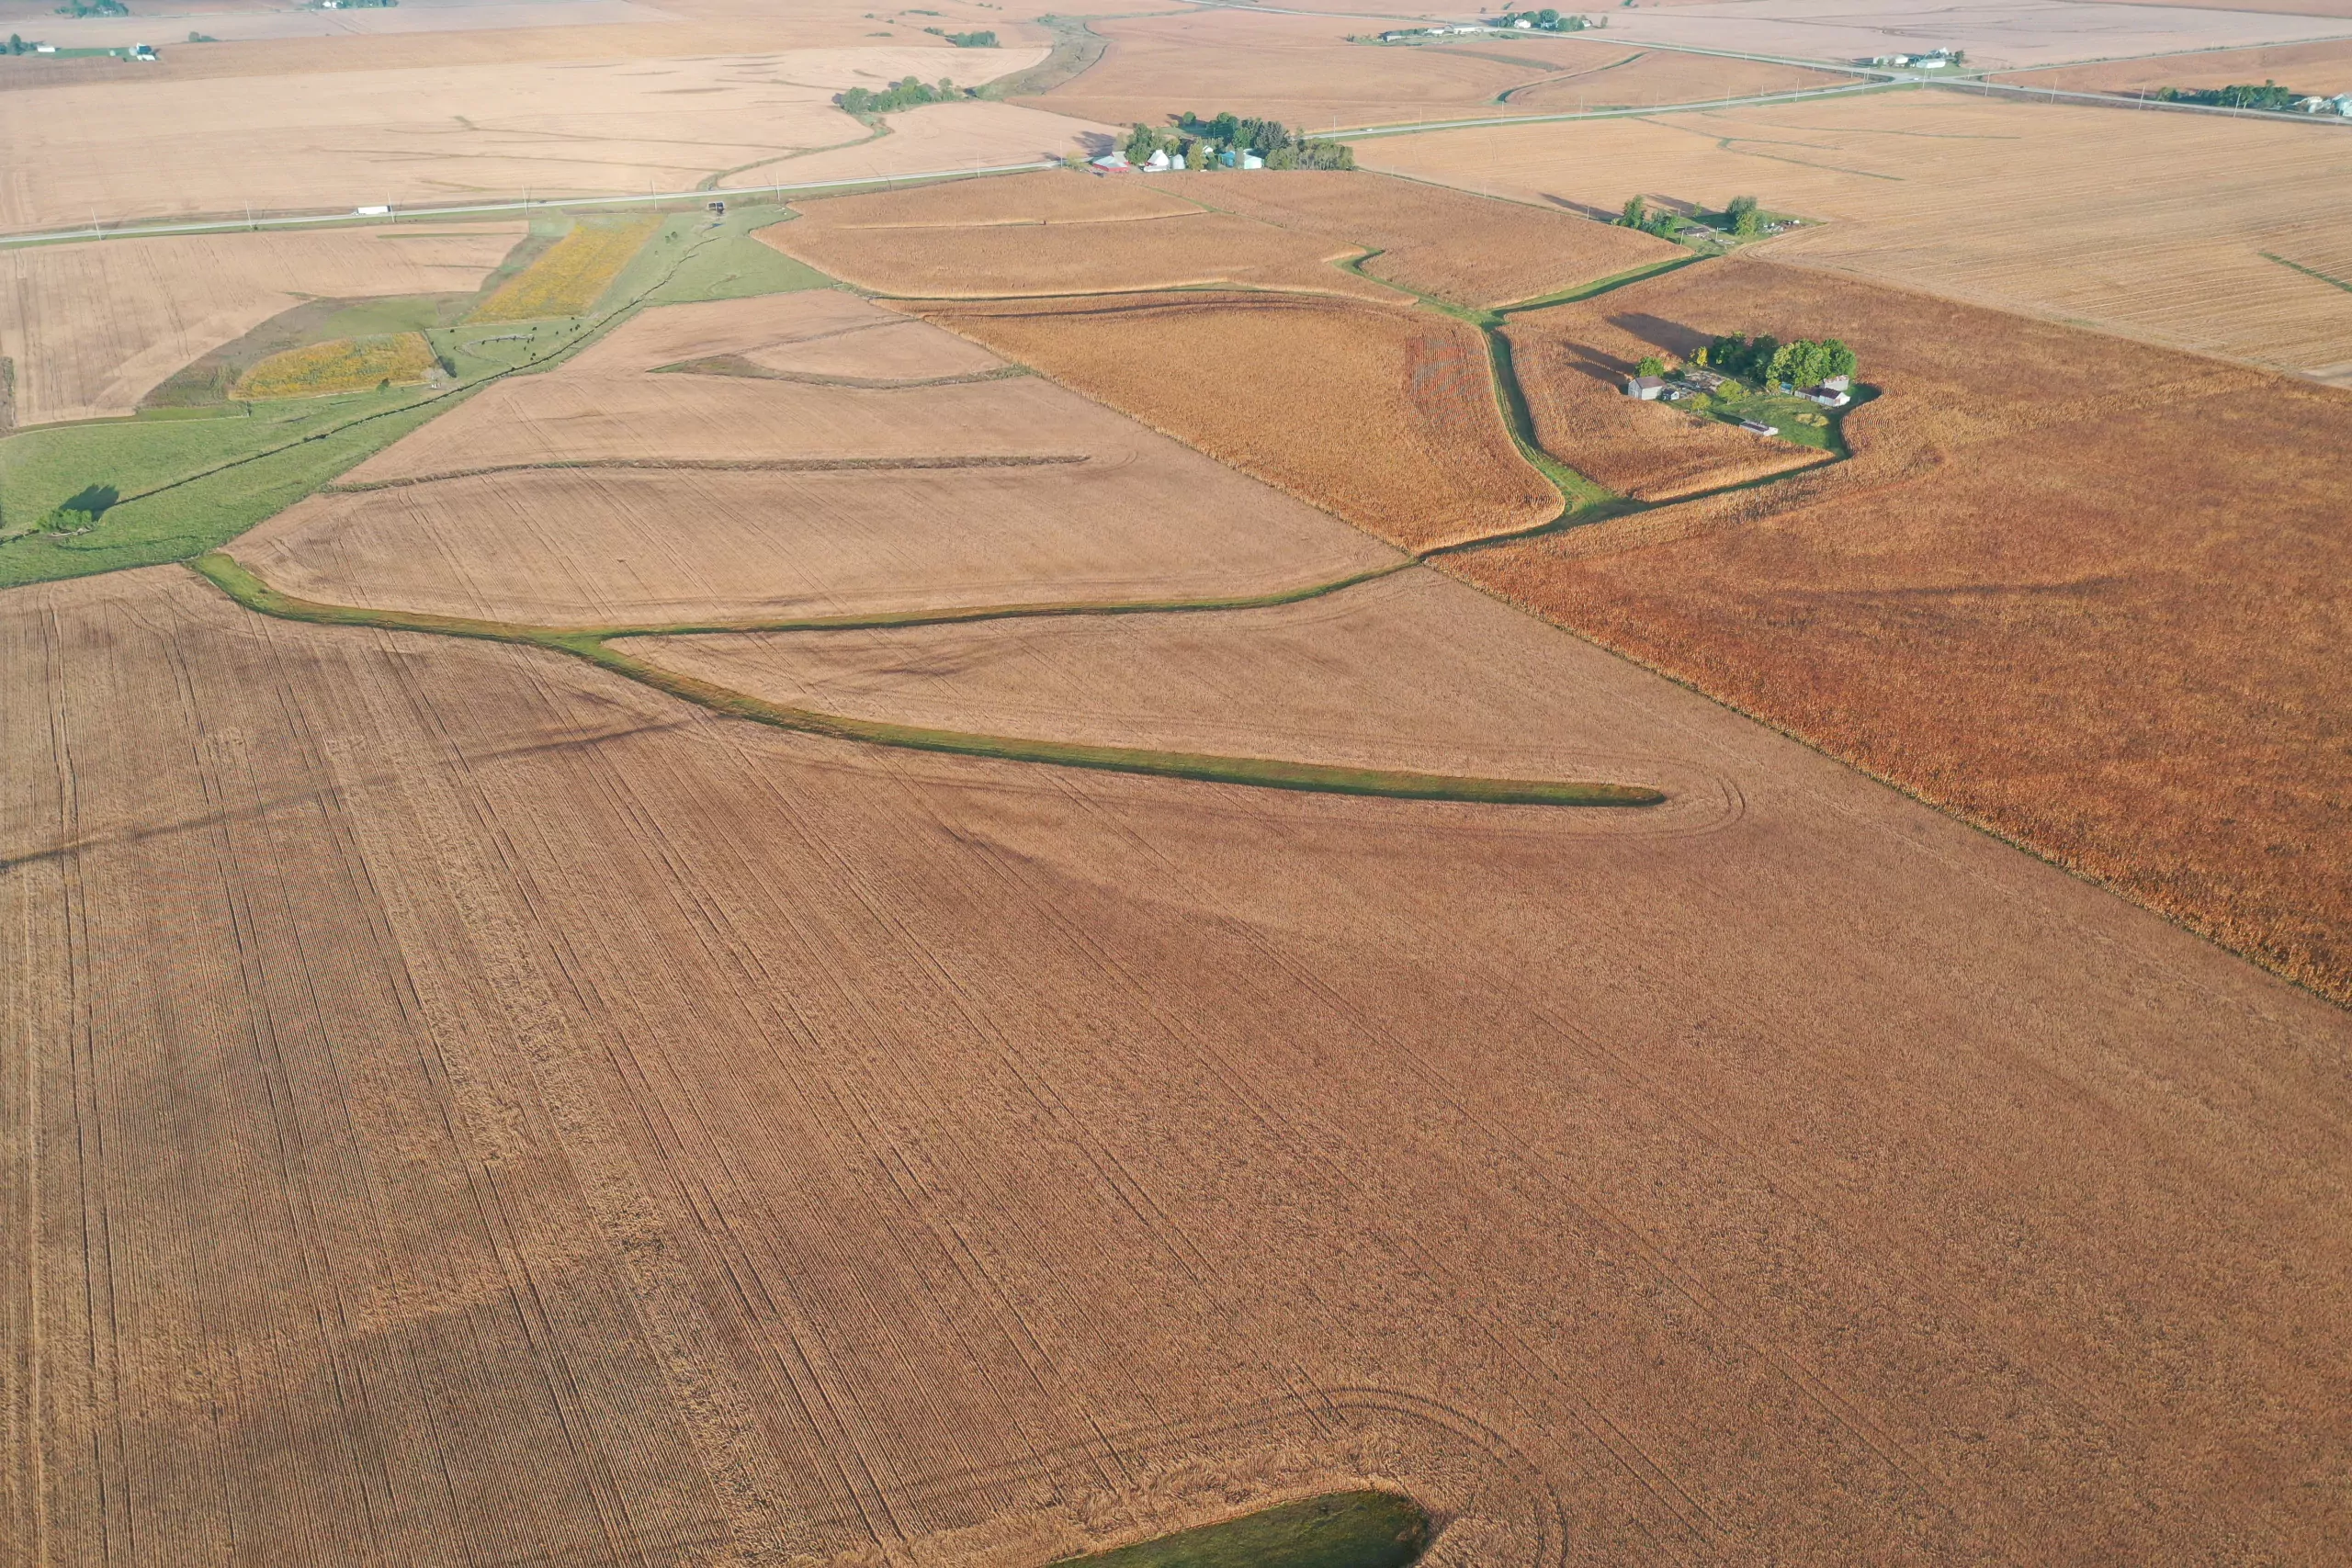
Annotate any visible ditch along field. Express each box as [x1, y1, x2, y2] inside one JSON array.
[[910, 290, 1556, 552], [0, 45, 1057, 233], [1504, 308, 1830, 499], [232, 289, 1403, 624], [1455, 254, 2352, 1005], [1134, 170, 1682, 309], [1360, 88, 2352, 381], [0, 224, 522, 426], [1995, 36, 2352, 95], [9, 549, 2352, 1564], [1013, 9, 1854, 131]]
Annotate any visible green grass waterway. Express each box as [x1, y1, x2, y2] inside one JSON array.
[[191, 552, 1667, 808], [1051, 1491, 1430, 1568]]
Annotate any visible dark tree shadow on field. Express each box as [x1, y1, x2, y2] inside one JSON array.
[[1607, 313, 1713, 359], [1537, 192, 1620, 223], [1075, 130, 1115, 158]]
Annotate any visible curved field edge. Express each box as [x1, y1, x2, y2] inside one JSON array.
[[1051, 1490, 1430, 1568], [190, 553, 1667, 808]]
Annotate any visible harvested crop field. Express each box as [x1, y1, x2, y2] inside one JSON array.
[[0, 48, 1048, 233], [769, 208, 1402, 300], [468, 215, 661, 323], [0, 224, 520, 425], [724, 99, 1116, 191], [234, 292, 1398, 622], [1018, 10, 1853, 130], [1362, 89, 2352, 378], [10, 560, 2352, 1565], [234, 330, 436, 399], [1603, 0, 2352, 69], [1996, 36, 2352, 94], [911, 290, 1556, 551], [1506, 303, 1827, 498], [792, 168, 1202, 228], [1445, 254, 2352, 1004], [1136, 170, 1683, 307]]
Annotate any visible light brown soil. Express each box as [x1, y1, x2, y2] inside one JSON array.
[[1136, 169, 1683, 306], [766, 179, 1404, 302], [910, 290, 1557, 551], [1446, 254, 2352, 1005], [1505, 301, 1829, 498], [234, 292, 1399, 622], [0, 224, 521, 424], [1494, 41, 1857, 110], [1362, 89, 2352, 378], [9, 560, 2350, 1566], [0, 47, 1047, 232], [720, 99, 1116, 193], [1995, 37, 2352, 95]]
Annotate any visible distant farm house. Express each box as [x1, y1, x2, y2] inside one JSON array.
[[1624, 374, 1669, 400]]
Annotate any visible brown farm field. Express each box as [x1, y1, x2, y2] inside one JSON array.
[[1506, 306, 1828, 499], [1015, 9, 1851, 130], [1361, 89, 2352, 380], [0, 224, 521, 425], [1136, 170, 1683, 307], [910, 290, 1557, 551], [1448, 254, 2352, 1004], [232, 293, 1401, 624], [0, 47, 1054, 233], [1995, 37, 2352, 94], [8, 558, 2352, 1565]]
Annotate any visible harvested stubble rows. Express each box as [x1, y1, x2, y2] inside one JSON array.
[[767, 174, 1403, 301], [910, 290, 1556, 552], [1013, 8, 1849, 130], [1995, 37, 2352, 95], [469, 215, 662, 323], [234, 292, 1401, 623], [1505, 304, 1827, 498], [233, 330, 436, 399], [0, 224, 520, 425], [1446, 254, 2352, 1005], [1360, 90, 2352, 378], [11, 559, 2352, 1565], [1136, 169, 1682, 307]]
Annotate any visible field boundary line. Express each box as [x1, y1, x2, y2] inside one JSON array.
[[319, 455, 1089, 494]]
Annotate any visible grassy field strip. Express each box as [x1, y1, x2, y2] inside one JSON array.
[[191, 552, 1665, 808], [320, 454, 1088, 494], [655, 355, 1033, 390], [1051, 1491, 1430, 1568], [2262, 252, 2352, 296]]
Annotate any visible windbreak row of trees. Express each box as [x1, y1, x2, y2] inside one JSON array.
[[1696, 333, 1857, 388], [1619, 193, 1767, 238], [1492, 9, 1596, 30], [2152, 80, 2306, 110], [835, 76, 963, 115], [1127, 113, 1354, 169]]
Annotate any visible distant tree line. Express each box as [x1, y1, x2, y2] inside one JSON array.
[[1126, 112, 1353, 169], [1493, 9, 1594, 30], [54, 0, 127, 16], [922, 26, 996, 46], [2153, 80, 2304, 111], [1696, 333, 1856, 388], [835, 76, 966, 115]]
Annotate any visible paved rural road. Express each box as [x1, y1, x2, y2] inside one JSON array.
[[0, 160, 1067, 249]]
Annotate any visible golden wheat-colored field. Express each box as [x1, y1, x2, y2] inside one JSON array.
[[0, 224, 519, 425], [0, 45, 1055, 233], [1449, 254, 2352, 1005], [232, 330, 436, 399], [1363, 88, 2352, 379], [11, 558, 2351, 1565], [1505, 303, 1827, 498], [913, 290, 1555, 550], [1996, 37, 2352, 94], [1138, 169, 1682, 306], [233, 292, 1399, 623], [468, 216, 661, 323]]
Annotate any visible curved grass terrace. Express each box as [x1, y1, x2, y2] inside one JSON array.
[[1052, 1490, 1430, 1568], [191, 552, 1667, 809]]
